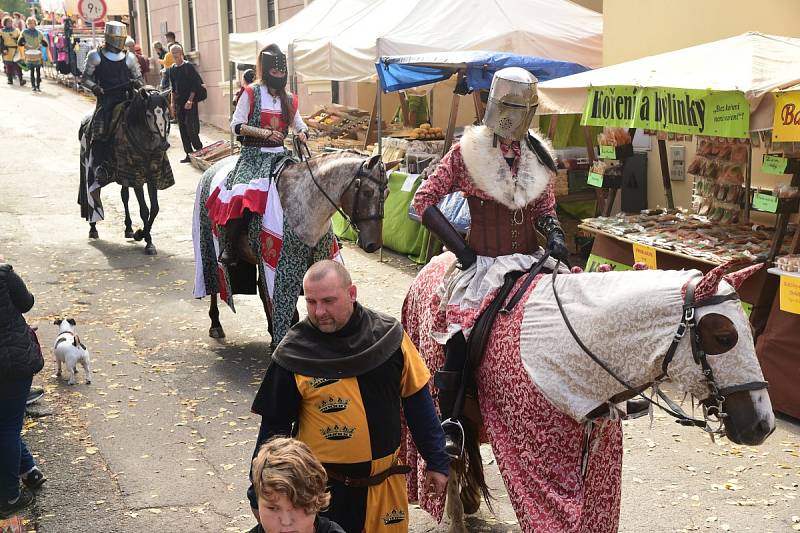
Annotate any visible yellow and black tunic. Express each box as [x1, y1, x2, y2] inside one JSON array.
[[250, 303, 449, 533]]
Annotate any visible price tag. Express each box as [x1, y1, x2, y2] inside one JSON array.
[[587, 171, 604, 188], [585, 254, 633, 272], [632, 243, 658, 269], [761, 155, 789, 175], [779, 276, 800, 314], [599, 145, 617, 159], [752, 193, 779, 213]]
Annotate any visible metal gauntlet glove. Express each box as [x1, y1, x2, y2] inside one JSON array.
[[536, 214, 569, 264]]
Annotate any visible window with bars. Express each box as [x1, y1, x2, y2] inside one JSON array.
[[267, 0, 276, 27]]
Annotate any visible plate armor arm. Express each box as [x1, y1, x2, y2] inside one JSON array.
[[80, 49, 102, 94], [125, 51, 144, 88]]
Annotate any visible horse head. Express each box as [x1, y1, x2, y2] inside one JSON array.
[[337, 154, 391, 254], [666, 261, 775, 445], [519, 262, 774, 447], [126, 87, 170, 153]]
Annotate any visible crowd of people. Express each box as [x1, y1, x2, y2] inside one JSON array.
[[0, 14, 48, 91]]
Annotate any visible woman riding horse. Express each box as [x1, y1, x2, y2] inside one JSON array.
[[213, 43, 308, 267], [412, 67, 570, 458]]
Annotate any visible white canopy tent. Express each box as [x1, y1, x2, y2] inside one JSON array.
[[293, 0, 602, 81], [228, 0, 373, 65], [227, 0, 602, 80], [537, 32, 800, 131]]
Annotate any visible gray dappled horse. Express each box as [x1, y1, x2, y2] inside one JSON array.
[[402, 256, 775, 533], [193, 151, 389, 343], [78, 87, 172, 255]]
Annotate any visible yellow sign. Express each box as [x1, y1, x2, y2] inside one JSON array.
[[779, 275, 800, 314], [773, 90, 800, 142], [632, 243, 658, 269]]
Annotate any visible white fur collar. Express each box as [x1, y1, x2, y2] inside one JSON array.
[[459, 125, 555, 210]]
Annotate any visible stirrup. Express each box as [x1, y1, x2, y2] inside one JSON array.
[[441, 418, 465, 460]]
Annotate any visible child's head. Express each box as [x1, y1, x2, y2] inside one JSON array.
[[252, 437, 329, 533], [26, 16, 36, 29], [2, 16, 11, 28]]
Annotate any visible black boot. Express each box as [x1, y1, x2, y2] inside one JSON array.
[[625, 398, 650, 420], [435, 332, 467, 459], [219, 218, 244, 266]]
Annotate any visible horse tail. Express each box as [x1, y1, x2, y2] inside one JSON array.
[[455, 413, 493, 515]]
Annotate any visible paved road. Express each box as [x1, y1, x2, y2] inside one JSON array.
[[1, 78, 797, 533]]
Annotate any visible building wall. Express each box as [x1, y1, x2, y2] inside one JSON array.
[[602, 0, 800, 210]]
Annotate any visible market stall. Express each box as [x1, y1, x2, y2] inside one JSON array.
[[754, 86, 800, 419], [537, 32, 800, 418], [332, 51, 591, 262]]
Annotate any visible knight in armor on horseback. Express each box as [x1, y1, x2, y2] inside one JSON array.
[[80, 21, 143, 185], [412, 67, 569, 458]]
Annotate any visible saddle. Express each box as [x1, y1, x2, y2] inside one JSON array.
[[456, 254, 553, 414], [271, 153, 296, 184]]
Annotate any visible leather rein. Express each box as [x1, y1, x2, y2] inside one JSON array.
[[549, 265, 768, 434], [293, 138, 387, 232]]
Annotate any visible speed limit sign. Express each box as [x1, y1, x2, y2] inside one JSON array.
[[78, 0, 107, 22]]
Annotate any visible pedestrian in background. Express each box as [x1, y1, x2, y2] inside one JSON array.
[[18, 17, 48, 92], [125, 37, 149, 77], [159, 31, 177, 70], [0, 257, 46, 518], [169, 44, 204, 162], [11, 13, 23, 32], [1, 16, 24, 86]]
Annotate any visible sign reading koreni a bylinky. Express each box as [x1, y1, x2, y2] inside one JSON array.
[[581, 86, 749, 138]]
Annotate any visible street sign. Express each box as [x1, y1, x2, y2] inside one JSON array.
[[78, 0, 107, 22]]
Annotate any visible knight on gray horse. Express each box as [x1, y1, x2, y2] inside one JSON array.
[[77, 21, 173, 255], [412, 67, 579, 458]]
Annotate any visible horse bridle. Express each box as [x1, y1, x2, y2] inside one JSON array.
[[550, 265, 768, 434], [294, 138, 388, 232]]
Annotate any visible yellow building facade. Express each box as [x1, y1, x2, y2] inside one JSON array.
[[602, 0, 800, 209]]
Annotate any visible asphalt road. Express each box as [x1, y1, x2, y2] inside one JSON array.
[[0, 77, 797, 533]]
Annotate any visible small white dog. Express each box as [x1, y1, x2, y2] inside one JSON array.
[[53, 318, 92, 385]]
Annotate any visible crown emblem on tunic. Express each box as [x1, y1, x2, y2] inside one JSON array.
[[320, 425, 355, 440], [318, 396, 349, 413], [382, 509, 406, 525], [309, 377, 339, 389]]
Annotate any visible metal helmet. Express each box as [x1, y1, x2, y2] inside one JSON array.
[[104, 21, 128, 52], [483, 67, 539, 141]]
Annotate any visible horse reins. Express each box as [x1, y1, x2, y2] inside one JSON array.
[[549, 265, 767, 434], [293, 137, 387, 233]]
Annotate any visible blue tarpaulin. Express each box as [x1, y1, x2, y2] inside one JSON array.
[[376, 51, 590, 93]]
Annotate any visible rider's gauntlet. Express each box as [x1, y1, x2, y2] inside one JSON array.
[[239, 124, 273, 139]]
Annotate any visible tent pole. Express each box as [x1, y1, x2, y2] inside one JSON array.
[[377, 79, 383, 156], [229, 61, 235, 156], [546, 114, 559, 142], [743, 144, 752, 224], [288, 42, 297, 94], [657, 139, 675, 209], [443, 72, 463, 156], [583, 126, 603, 216]]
